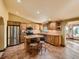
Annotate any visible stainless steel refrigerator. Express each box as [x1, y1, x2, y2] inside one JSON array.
[[7, 25, 20, 46]]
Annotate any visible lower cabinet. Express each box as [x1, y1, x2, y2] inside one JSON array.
[[46, 35, 61, 46]]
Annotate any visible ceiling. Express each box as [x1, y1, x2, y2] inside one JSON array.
[[4, 0, 79, 23]]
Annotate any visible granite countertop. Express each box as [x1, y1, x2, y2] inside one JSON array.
[[33, 30, 61, 36], [40, 30, 61, 36]]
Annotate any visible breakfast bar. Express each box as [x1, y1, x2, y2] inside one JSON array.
[[40, 31, 62, 46]]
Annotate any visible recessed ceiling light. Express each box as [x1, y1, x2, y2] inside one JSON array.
[[17, 0, 21, 3], [36, 11, 40, 14], [15, 11, 19, 15], [48, 18, 51, 21]]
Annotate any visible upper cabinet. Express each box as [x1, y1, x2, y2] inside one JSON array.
[[56, 21, 62, 30], [26, 23, 44, 30], [47, 21, 62, 30], [48, 22, 56, 30]]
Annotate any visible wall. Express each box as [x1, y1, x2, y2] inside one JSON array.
[[0, 0, 8, 50], [8, 13, 33, 23], [61, 21, 67, 46], [0, 18, 4, 50]]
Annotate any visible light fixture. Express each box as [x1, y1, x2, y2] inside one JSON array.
[[36, 11, 40, 14], [15, 11, 19, 15], [17, 0, 22, 3], [48, 18, 51, 21]]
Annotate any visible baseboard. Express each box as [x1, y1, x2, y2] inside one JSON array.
[[0, 42, 24, 52], [45, 41, 55, 46], [0, 48, 6, 52], [61, 44, 65, 47], [7, 42, 24, 47]]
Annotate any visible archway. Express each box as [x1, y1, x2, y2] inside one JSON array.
[[0, 17, 4, 50]]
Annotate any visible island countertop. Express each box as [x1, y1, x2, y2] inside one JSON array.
[[40, 32, 61, 36], [36, 30, 61, 36]]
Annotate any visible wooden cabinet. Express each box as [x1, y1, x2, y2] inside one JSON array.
[[46, 35, 61, 46], [20, 23, 27, 43], [41, 21, 62, 46], [47, 35, 51, 44], [48, 22, 56, 30], [53, 36, 61, 46], [26, 23, 43, 30], [47, 21, 62, 30]]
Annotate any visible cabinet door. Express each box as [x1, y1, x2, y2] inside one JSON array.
[[54, 36, 61, 46], [51, 36, 54, 45]]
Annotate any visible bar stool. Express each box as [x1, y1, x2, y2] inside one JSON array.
[[40, 37, 46, 55], [28, 39, 39, 55]]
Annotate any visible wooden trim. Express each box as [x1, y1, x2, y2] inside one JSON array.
[[46, 41, 55, 46], [0, 48, 6, 52], [7, 25, 8, 47], [6, 42, 24, 47], [61, 44, 65, 47]]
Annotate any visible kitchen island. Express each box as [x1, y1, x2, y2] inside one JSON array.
[[40, 30, 62, 46]]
